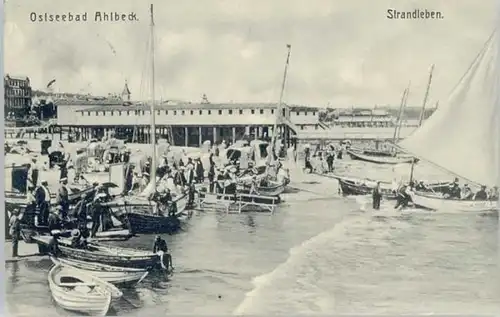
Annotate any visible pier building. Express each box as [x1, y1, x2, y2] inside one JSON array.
[[56, 99, 324, 147]]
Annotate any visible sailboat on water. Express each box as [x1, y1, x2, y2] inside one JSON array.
[[347, 80, 420, 165], [108, 4, 189, 233], [397, 30, 499, 213]]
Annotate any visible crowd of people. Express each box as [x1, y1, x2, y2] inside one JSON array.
[[303, 142, 346, 174]]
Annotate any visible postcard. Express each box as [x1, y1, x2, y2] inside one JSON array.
[[3, 0, 499, 316]]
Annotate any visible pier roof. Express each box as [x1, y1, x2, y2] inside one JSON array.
[[76, 102, 287, 112], [74, 102, 322, 112]]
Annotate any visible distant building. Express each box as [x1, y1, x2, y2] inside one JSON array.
[[4, 74, 32, 119]]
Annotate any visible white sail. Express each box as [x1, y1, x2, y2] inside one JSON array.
[[398, 30, 500, 187]]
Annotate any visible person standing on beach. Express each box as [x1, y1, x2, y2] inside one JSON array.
[[208, 154, 216, 193], [59, 154, 69, 181], [372, 181, 382, 210], [35, 180, 51, 225], [29, 156, 40, 187], [326, 150, 335, 173], [303, 146, 312, 173], [56, 178, 70, 220], [9, 209, 21, 258], [90, 193, 105, 238]]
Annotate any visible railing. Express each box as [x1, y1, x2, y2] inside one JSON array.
[[4, 119, 57, 138]]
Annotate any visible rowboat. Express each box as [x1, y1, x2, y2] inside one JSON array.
[[347, 150, 417, 165], [409, 192, 498, 213], [51, 256, 149, 286], [34, 235, 160, 268], [249, 180, 286, 196], [21, 228, 133, 244], [336, 175, 450, 198], [48, 263, 123, 316], [112, 192, 188, 234]]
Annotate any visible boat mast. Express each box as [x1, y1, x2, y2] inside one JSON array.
[[396, 82, 410, 141], [149, 3, 157, 188], [268, 44, 292, 166], [392, 85, 408, 143], [418, 64, 435, 127]]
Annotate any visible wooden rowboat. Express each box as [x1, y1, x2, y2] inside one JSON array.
[[34, 235, 160, 269], [50, 256, 149, 286], [336, 175, 451, 199], [252, 180, 286, 196], [21, 226, 133, 244], [48, 263, 123, 316], [347, 150, 417, 165], [409, 191, 499, 213], [112, 193, 189, 234]]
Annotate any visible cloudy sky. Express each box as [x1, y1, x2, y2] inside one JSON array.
[[4, 0, 497, 107]]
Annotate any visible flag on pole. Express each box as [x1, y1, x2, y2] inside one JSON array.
[[286, 44, 291, 49]]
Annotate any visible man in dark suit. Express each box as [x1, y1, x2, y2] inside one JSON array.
[[56, 178, 70, 219], [35, 180, 51, 225]]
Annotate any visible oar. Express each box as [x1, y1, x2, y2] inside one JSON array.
[[135, 266, 152, 287], [135, 271, 150, 287]]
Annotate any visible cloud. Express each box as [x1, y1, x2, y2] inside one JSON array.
[[4, 0, 497, 106]]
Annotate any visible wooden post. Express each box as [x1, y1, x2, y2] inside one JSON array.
[[199, 126, 202, 146], [184, 127, 188, 146], [232, 127, 236, 144], [213, 127, 217, 144]]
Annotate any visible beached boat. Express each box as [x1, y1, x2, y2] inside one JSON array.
[[20, 227, 133, 244], [397, 31, 499, 213], [361, 149, 396, 157], [34, 235, 160, 268], [121, 211, 182, 234], [347, 150, 417, 165], [243, 180, 286, 196], [108, 190, 189, 234], [48, 263, 122, 316], [51, 256, 149, 286]]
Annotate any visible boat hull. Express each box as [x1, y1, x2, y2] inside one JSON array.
[[35, 235, 160, 269], [410, 192, 498, 213], [51, 256, 149, 286], [241, 182, 286, 196], [21, 227, 133, 244], [336, 175, 450, 199], [120, 194, 188, 234], [347, 150, 417, 165], [48, 264, 122, 316], [123, 212, 182, 234]]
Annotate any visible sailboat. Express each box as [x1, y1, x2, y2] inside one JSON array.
[[238, 45, 293, 197], [108, 4, 188, 234], [347, 81, 418, 165], [396, 30, 499, 213]]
